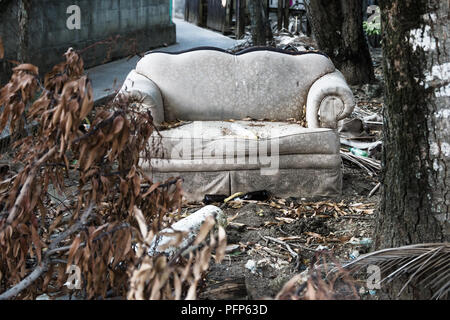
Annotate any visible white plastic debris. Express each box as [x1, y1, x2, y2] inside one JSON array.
[[348, 237, 373, 247], [148, 205, 226, 258], [316, 245, 329, 251], [349, 250, 360, 260], [245, 259, 257, 274], [225, 244, 240, 253]]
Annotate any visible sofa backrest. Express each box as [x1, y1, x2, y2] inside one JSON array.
[[136, 48, 336, 121]]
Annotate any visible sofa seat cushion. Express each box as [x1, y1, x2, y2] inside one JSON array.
[[147, 154, 341, 172], [149, 120, 340, 159], [142, 121, 341, 174]]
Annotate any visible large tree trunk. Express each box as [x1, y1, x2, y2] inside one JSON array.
[[376, 0, 449, 299], [306, 0, 375, 85], [0, 0, 27, 85], [248, 0, 273, 46]]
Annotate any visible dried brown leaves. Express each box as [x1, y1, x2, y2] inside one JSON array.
[[0, 48, 213, 300], [276, 253, 360, 300], [127, 211, 227, 300], [0, 63, 39, 134]]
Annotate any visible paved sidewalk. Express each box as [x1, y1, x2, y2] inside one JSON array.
[[88, 18, 244, 103]]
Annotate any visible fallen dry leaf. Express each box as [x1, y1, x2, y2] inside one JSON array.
[[277, 236, 303, 241], [275, 217, 296, 224], [305, 232, 323, 239]]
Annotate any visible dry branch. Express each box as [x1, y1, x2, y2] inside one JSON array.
[[259, 234, 299, 260], [0, 47, 210, 301], [0, 205, 94, 300], [3, 147, 56, 230]]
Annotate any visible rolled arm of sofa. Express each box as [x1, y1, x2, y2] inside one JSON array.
[[306, 71, 355, 129], [118, 70, 165, 125]]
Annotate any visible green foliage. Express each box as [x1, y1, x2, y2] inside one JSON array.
[[363, 20, 381, 35], [364, 6, 381, 36]]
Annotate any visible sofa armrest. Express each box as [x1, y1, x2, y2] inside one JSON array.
[[118, 70, 164, 125], [306, 71, 355, 129]]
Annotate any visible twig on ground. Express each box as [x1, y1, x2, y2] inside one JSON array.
[[259, 233, 300, 268], [368, 182, 381, 198], [285, 242, 321, 252], [259, 246, 288, 259]]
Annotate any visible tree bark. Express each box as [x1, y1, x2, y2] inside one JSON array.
[[306, 0, 375, 85], [377, 0, 449, 299], [248, 0, 273, 46], [17, 0, 31, 64], [235, 0, 246, 39], [277, 0, 283, 31]]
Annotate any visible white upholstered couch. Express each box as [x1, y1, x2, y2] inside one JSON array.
[[120, 47, 355, 201]]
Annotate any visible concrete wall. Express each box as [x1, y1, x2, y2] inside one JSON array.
[[0, 0, 176, 84]]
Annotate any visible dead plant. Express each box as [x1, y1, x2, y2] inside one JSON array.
[[276, 252, 360, 300], [0, 48, 225, 300]]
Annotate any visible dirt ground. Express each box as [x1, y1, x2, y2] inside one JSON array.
[[193, 44, 385, 300], [191, 164, 379, 300]]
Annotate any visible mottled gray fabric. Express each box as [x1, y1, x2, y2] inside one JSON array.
[[148, 121, 340, 160], [230, 168, 342, 198], [119, 70, 165, 124], [149, 168, 342, 202], [143, 154, 341, 172], [149, 171, 231, 199], [306, 70, 355, 129], [135, 50, 336, 122]]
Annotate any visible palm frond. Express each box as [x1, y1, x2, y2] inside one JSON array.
[[343, 243, 450, 299]]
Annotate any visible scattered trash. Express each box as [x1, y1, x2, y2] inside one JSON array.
[[36, 294, 50, 300], [349, 250, 360, 260], [341, 150, 381, 176], [148, 205, 226, 258], [238, 190, 272, 202], [316, 245, 329, 251], [360, 238, 373, 247], [223, 190, 272, 203], [225, 192, 244, 203], [245, 259, 257, 274], [338, 109, 383, 176], [348, 237, 373, 247], [339, 118, 367, 139], [369, 289, 377, 296], [225, 244, 240, 254], [350, 148, 369, 157], [203, 194, 227, 205], [363, 114, 383, 123], [341, 139, 382, 154]]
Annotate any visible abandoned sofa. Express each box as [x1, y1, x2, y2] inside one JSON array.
[[119, 47, 355, 201]]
